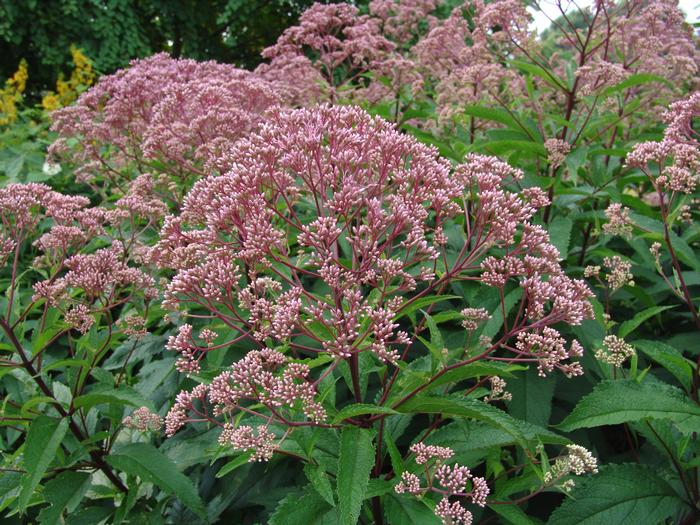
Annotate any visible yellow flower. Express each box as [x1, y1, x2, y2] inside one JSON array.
[[43, 46, 96, 112], [0, 59, 28, 125], [42, 92, 61, 112]]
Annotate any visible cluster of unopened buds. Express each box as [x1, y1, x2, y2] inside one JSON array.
[[543, 445, 599, 492], [484, 376, 511, 402], [595, 335, 636, 368], [585, 256, 634, 293], [164, 348, 326, 461], [395, 443, 489, 525], [122, 407, 164, 432]]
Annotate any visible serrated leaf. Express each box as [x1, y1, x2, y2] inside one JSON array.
[[305, 464, 335, 506], [511, 59, 566, 91], [383, 428, 405, 476], [557, 379, 700, 434], [489, 503, 537, 525], [37, 471, 90, 524], [635, 339, 694, 391], [337, 427, 375, 525], [396, 395, 526, 445], [73, 385, 154, 411], [18, 416, 69, 511], [426, 362, 526, 392], [215, 452, 252, 478], [396, 295, 460, 321], [269, 489, 334, 525], [332, 404, 399, 424], [600, 73, 671, 98], [463, 105, 521, 131], [107, 443, 206, 517], [617, 305, 676, 338], [364, 478, 394, 498], [481, 288, 522, 339], [384, 493, 440, 525], [548, 216, 573, 259], [508, 367, 555, 427], [548, 464, 687, 525]]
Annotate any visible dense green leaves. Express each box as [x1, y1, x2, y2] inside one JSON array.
[[548, 464, 688, 525], [558, 380, 700, 434], [337, 427, 375, 525], [2, 0, 700, 522], [37, 472, 90, 524], [383, 494, 440, 525], [18, 416, 69, 511], [106, 443, 206, 518], [270, 489, 335, 525], [635, 340, 694, 390]]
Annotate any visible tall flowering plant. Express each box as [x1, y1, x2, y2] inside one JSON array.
[[153, 104, 596, 523], [3, 0, 700, 523]]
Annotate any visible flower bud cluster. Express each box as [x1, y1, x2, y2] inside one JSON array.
[[595, 335, 636, 368], [123, 407, 164, 432], [543, 444, 599, 491], [627, 92, 700, 195], [395, 443, 489, 525]]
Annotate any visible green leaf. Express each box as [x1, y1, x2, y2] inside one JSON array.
[[73, 385, 154, 411], [396, 395, 526, 445], [617, 305, 676, 338], [384, 493, 440, 525], [511, 59, 566, 91], [424, 419, 568, 467], [548, 464, 687, 525], [548, 216, 573, 258], [18, 416, 69, 511], [37, 472, 90, 524], [557, 379, 700, 434], [422, 310, 445, 367], [423, 362, 526, 392], [476, 140, 546, 156], [481, 288, 522, 339], [215, 452, 252, 478], [508, 367, 555, 428], [635, 340, 694, 391], [365, 478, 394, 498], [489, 503, 537, 525], [269, 488, 334, 525], [396, 295, 460, 321], [305, 463, 335, 506], [107, 443, 206, 517], [600, 73, 671, 98], [463, 105, 521, 132], [332, 404, 399, 424], [336, 427, 375, 525], [383, 429, 405, 477]]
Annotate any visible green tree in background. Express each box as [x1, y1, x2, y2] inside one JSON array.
[[0, 0, 358, 97]]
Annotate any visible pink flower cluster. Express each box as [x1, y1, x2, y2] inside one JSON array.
[[123, 407, 163, 432], [259, 3, 395, 103], [152, 106, 590, 379], [49, 54, 280, 192], [413, 0, 530, 123], [369, 0, 440, 46], [395, 443, 489, 525], [0, 181, 158, 341], [164, 348, 325, 460], [0, 183, 105, 264], [627, 92, 700, 195], [154, 105, 592, 457]]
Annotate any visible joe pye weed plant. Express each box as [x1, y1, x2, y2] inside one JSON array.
[[1, 0, 700, 523]]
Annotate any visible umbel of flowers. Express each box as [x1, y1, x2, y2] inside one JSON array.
[[48, 54, 280, 195], [155, 104, 594, 519]]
